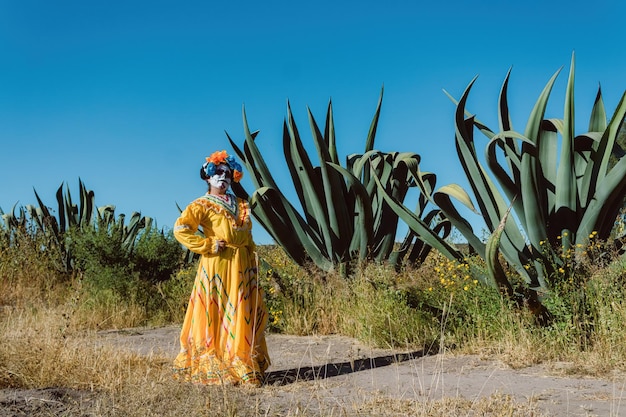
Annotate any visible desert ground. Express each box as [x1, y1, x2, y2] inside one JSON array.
[[2, 326, 625, 416]]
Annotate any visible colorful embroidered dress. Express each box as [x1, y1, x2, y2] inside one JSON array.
[[173, 192, 270, 385]]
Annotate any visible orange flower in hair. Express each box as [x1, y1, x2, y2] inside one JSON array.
[[207, 150, 228, 165], [202, 150, 243, 182]]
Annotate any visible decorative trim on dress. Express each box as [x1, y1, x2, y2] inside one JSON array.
[[193, 193, 251, 230]]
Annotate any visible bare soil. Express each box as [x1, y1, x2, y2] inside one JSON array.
[[2, 326, 625, 416]]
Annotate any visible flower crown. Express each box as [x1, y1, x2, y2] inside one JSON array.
[[203, 150, 243, 182]]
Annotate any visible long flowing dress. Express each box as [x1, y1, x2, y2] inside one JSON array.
[[172, 192, 270, 386]]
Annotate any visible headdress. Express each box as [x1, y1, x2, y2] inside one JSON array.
[[201, 150, 243, 182]]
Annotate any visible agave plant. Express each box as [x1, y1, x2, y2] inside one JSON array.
[[226, 90, 461, 274], [96, 205, 153, 254], [414, 53, 626, 305], [1, 179, 153, 272], [0, 204, 29, 246]]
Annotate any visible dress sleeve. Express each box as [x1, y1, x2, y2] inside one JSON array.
[[173, 203, 221, 256]]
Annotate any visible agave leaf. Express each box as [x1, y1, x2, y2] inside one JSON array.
[[2, 203, 24, 229], [554, 53, 577, 247], [577, 91, 626, 241], [364, 87, 383, 153], [580, 160, 626, 240], [517, 66, 560, 246], [523, 67, 562, 143], [453, 78, 544, 288], [432, 189, 485, 258], [327, 162, 374, 259], [398, 209, 451, 267], [97, 205, 116, 225], [576, 132, 601, 209], [443, 87, 495, 139], [307, 105, 352, 257], [454, 81, 503, 232], [369, 154, 400, 260], [484, 200, 515, 297], [525, 131, 553, 246], [250, 187, 333, 271], [144, 216, 153, 231], [80, 178, 95, 228], [497, 69, 515, 133], [496, 71, 528, 192], [434, 184, 478, 213], [458, 119, 529, 270], [55, 184, 66, 233], [514, 66, 561, 248], [372, 169, 463, 262], [324, 100, 340, 165], [537, 120, 559, 212], [485, 130, 532, 205], [227, 107, 279, 191], [407, 159, 484, 257], [347, 149, 380, 178], [586, 91, 626, 191], [588, 87, 607, 132], [64, 185, 79, 229], [284, 104, 333, 257], [24, 204, 42, 231], [33, 187, 60, 238], [122, 212, 147, 251]]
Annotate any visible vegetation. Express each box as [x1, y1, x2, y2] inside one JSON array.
[[0, 180, 187, 328], [379, 54, 626, 317], [226, 91, 459, 274], [2, 56, 626, 415], [0, 179, 157, 273], [2, 235, 626, 415]]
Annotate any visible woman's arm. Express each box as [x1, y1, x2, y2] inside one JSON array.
[[173, 203, 221, 256]]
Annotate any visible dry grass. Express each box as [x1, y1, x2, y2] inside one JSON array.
[[358, 394, 548, 416], [1, 297, 555, 416], [3, 244, 626, 415], [0, 305, 253, 416]]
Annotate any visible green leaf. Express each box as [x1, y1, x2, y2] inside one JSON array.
[[372, 168, 463, 262]]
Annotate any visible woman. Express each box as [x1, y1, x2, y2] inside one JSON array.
[[172, 150, 270, 386]]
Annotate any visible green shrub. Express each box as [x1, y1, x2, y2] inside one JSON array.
[[345, 266, 439, 349], [66, 225, 185, 326], [133, 228, 185, 284], [154, 264, 197, 323]]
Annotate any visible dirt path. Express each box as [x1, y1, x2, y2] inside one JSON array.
[[94, 326, 626, 416]]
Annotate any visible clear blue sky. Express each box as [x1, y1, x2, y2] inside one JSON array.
[[1, 0, 624, 244]]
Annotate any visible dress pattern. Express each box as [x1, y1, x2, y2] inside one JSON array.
[[173, 193, 270, 385]]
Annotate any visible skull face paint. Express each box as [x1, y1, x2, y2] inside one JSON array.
[[209, 164, 232, 192]]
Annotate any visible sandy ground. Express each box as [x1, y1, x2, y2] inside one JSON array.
[[95, 326, 626, 415], [3, 326, 626, 416]]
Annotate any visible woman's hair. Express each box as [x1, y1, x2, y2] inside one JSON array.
[[200, 166, 210, 181]]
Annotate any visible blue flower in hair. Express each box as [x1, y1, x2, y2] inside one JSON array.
[[226, 155, 242, 173], [204, 162, 217, 177]]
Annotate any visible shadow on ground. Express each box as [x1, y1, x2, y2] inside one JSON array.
[[264, 350, 427, 386]]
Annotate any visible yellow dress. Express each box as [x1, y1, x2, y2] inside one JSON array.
[[172, 193, 270, 385]]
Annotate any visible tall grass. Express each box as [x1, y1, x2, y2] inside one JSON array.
[[258, 244, 626, 374], [3, 234, 626, 415], [0, 302, 547, 416], [0, 305, 259, 416]]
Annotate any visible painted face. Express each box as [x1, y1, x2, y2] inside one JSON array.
[[209, 164, 232, 192]]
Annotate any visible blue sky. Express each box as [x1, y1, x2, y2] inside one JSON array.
[[1, 0, 624, 244]]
